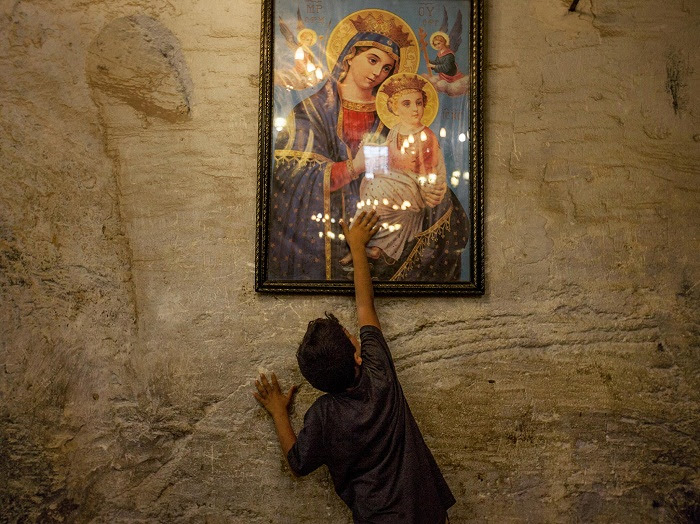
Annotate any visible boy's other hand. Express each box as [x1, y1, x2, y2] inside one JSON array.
[[341, 209, 380, 251], [253, 373, 298, 419]]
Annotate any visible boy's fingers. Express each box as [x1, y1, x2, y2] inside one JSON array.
[[271, 373, 280, 391], [368, 216, 380, 233], [260, 374, 272, 391], [286, 384, 299, 400], [255, 380, 265, 395]]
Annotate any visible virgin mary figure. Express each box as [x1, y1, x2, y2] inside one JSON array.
[[268, 10, 418, 280]]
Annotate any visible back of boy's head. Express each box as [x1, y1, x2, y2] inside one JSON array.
[[297, 313, 356, 393]]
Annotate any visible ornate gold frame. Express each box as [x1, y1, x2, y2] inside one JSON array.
[[255, 0, 484, 295]]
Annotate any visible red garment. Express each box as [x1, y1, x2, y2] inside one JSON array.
[[342, 106, 376, 153], [330, 103, 376, 192]]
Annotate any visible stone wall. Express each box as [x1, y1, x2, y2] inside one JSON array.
[[1, 0, 698, 522]]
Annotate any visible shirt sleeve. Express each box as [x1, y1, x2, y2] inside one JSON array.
[[359, 325, 395, 375], [286, 402, 326, 476]]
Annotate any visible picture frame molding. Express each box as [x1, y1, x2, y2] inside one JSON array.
[[255, 0, 484, 296]]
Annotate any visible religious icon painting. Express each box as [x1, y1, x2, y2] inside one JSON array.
[[255, 0, 484, 295]]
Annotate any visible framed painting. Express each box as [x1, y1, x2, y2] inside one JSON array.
[[255, 0, 484, 295]]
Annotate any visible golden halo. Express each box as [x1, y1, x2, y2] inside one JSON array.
[[297, 28, 317, 47], [326, 9, 419, 75], [376, 73, 439, 130], [430, 31, 450, 50]]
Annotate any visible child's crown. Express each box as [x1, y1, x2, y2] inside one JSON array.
[[382, 75, 427, 99]]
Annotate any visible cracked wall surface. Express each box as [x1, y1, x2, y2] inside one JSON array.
[[1, 0, 699, 522]]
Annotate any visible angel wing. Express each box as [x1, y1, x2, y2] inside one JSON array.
[[279, 16, 298, 49], [439, 7, 463, 53], [296, 8, 304, 34], [316, 17, 333, 54], [280, 9, 308, 50]]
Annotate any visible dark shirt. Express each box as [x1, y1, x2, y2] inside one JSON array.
[[288, 326, 456, 523]]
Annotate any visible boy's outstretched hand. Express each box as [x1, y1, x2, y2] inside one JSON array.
[[341, 209, 380, 250], [340, 209, 381, 330], [254, 373, 298, 419]]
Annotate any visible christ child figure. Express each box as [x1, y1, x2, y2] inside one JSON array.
[[341, 73, 447, 265]]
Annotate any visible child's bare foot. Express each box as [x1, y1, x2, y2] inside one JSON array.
[[366, 246, 383, 259], [340, 252, 353, 265]]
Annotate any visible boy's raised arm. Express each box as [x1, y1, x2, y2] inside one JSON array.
[[341, 210, 381, 330]]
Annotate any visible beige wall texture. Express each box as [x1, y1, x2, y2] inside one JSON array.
[[1, 0, 698, 522]]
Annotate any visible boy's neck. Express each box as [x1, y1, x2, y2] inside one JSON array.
[[396, 122, 425, 135]]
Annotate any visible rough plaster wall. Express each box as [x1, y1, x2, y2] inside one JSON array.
[[0, 0, 698, 522]]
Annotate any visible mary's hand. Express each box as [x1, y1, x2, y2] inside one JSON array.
[[421, 181, 447, 208], [351, 147, 366, 178]]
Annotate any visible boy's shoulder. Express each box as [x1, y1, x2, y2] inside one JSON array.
[[359, 326, 395, 373], [359, 325, 387, 348], [303, 391, 331, 424]]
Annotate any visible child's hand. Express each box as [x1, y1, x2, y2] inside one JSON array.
[[253, 373, 298, 419], [341, 209, 380, 251], [420, 181, 447, 208]]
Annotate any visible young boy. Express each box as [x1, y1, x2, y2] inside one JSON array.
[[253, 210, 456, 523]]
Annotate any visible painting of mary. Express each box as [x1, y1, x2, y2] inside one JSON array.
[[267, 8, 469, 283]]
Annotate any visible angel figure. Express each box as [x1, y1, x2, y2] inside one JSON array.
[[419, 8, 469, 97], [274, 9, 326, 90]]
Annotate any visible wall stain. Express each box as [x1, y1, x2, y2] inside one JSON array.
[[665, 47, 692, 115]]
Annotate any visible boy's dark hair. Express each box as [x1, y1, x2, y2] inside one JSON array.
[[297, 313, 356, 393]]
